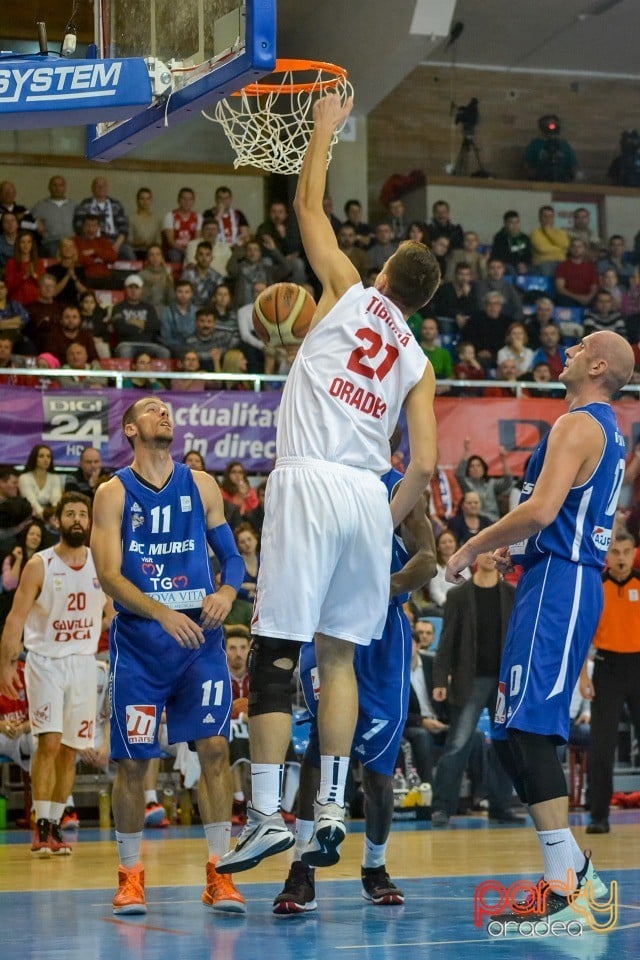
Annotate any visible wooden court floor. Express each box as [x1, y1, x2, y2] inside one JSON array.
[[1, 809, 639, 960]]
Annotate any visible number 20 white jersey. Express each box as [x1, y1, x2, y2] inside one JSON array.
[[23, 546, 106, 658], [277, 282, 429, 475]]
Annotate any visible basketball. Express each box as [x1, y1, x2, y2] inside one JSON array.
[[252, 282, 316, 347]]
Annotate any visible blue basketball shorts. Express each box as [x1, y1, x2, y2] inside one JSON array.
[[493, 556, 603, 743], [300, 603, 412, 776], [109, 613, 232, 760]]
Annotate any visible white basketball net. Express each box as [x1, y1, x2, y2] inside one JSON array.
[[205, 61, 353, 174]]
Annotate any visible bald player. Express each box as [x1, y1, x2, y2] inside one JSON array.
[[446, 331, 634, 934]]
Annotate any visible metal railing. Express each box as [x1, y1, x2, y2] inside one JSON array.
[[2, 367, 639, 397], [1, 367, 287, 390]]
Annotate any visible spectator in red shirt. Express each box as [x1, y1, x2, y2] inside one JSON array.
[[75, 213, 118, 285], [530, 323, 567, 379], [554, 238, 599, 308], [219, 461, 259, 516], [27, 274, 64, 353], [163, 187, 202, 264], [5, 230, 45, 306]]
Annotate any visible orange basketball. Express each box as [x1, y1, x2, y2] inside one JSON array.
[[252, 282, 316, 347]]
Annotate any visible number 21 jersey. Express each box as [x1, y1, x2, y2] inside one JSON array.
[[277, 282, 428, 475]]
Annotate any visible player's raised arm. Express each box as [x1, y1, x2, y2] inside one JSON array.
[[0, 555, 44, 697], [445, 411, 602, 581], [293, 93, 360, 310], [91, 476, 205, 648]]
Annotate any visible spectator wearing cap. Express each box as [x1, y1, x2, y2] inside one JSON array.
[[110, 275, 169, 360], [31, 352, 61, 389]]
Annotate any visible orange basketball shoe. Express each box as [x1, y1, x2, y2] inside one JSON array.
[[202, 857, 247, 914], [113, 862, 147, 915], [31, 818, 52, 858], [49, 822, 73, 855]]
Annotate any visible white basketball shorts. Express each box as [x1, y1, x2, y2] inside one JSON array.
[[25, 651, 98, 749], [252, 457, 392, 645]]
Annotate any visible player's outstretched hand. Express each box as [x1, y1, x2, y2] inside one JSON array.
[[313, 91, 354, 131], [200, 586, 235, 631], [158, 608, 205, 649], [445, 542, 476, 583]]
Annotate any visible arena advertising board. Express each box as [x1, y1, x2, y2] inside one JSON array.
[[0, 390, 639, 473]]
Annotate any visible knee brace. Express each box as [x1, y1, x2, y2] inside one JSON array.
[[248, 634, 300, 717], [507, 729, 568, 806], [492, 738, 528, 805]]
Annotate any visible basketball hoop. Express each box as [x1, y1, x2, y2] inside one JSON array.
[[205, 59, 353, 174]]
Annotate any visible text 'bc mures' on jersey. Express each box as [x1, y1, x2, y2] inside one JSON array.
[[510, 402, 627, 569], [277, 282, 429, 475], [116, 462, 214, 615]]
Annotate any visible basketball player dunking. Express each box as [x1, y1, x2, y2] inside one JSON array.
[[217, 93, 440, 876], [446, 330, 634, 931], [273, 450, 437, 913]]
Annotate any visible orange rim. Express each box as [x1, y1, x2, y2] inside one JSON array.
[[234, 58, 348, 96]]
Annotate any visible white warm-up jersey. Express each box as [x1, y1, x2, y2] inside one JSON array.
[[277, 282, 429, 475], [23, 546, 106, 658]]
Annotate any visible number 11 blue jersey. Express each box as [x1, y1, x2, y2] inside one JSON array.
[[116, 461, 214, 616]]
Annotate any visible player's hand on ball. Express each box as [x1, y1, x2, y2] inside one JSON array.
[[200, 586, 235, 630], [158, 608, 205, 649]]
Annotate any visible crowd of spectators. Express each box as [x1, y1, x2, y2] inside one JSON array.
[[1, 176, 640, 394]]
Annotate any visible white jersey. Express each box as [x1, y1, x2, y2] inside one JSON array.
[[277, 282, 428, 475], [23, 546, 106, 658]]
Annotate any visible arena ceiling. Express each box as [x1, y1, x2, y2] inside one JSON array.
[[1, 1, 639, 161]]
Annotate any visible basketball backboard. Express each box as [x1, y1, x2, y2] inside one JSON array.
[[87, 0, 276, 162]]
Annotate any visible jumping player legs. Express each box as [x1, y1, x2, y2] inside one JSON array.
[[315, 632, 357, 760]]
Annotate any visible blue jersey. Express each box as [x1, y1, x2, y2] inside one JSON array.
[[381, 468, 411, 603], [511, 402, 626, 570], [116, 461, 214, 616]]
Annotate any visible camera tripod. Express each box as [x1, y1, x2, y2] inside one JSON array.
[[454, 133, 489, 177]]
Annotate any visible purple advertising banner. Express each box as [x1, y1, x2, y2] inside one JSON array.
[[0, 387, 281, 472]]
